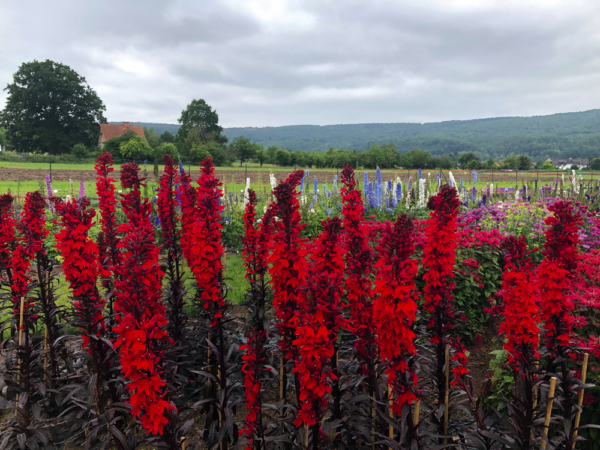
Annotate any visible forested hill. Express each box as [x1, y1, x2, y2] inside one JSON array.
[[123, 108, 600, 160]]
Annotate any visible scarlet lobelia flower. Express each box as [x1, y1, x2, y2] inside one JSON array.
[[268, 170, 308, 361], [373, 214, 419, 414], [94, 153, 122, 299], [0, 194, 16, 277], [112, 162, 174, 436], [177, 165, 198, 267], [293, 216, 344, 438], [340, 164, 374, 364], [538, 199, 582, 356], [187, 158, 226, 317], [422, 185, 468, 387], [9, 191, 47, 329], [498, 236, 540, 368], [55, 197, 106, 351], [157, 155, 180, 258]]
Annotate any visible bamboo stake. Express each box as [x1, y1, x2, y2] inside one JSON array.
[[304, 424, 308, 448], [541, 377, 557, 450], [388, 384, 393, 449], [572, 353, 589, 449], [443, 344, 450, 442], [15, 296, 24, 417], [414, 399, 421, 436]]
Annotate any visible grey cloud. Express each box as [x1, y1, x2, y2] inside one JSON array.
[[1, 0, 600, 127]]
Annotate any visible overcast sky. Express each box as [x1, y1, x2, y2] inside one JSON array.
[[1, 0, 599, 127]]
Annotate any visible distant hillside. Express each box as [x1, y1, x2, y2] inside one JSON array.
[[123, 109, 600, 160]]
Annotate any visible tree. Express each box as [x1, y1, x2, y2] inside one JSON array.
[[119, 135, 154, 160], [159, 130, 175, 144], [541, 162, 555, 170], [503, 155, 519, 170], [143, 126, 160, 149], [177, 99, 227, 145], [266, 146, 278, 164], [590, 158, 600, 170], [71, 143, 88, 159], [255, 148, 266, 166], [274, 148, 292, 166], [0, 127, 7, 151], [156, 142, 178, 158], [0, 60, 106, 154], [189, 145, 212, 163], [458, 152, 480, 167], [517, 155, 532, 170], [102, 130, 138, 159], [231, 136, 256, 166]]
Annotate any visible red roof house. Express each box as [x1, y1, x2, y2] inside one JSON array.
[[98, 122, 145, 148]]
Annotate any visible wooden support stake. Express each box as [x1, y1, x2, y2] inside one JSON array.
[[572, 353, 589, 449], [15, 296, 25, 417], [414, 400, 420, 435], [541, 377, 557, 450], [304, 424, 308, 447], [388, 384, 393, 448], [443, 344, 450, 442]]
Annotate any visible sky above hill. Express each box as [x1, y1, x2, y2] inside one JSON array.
[[1, 0, 599, 127]]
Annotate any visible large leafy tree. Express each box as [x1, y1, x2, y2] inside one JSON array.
[[177, 99, 227, 145], [231, 136, 257, 165], [0, 60, 106, 154]]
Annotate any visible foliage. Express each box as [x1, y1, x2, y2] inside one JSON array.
[[119, 135, 154, 160], [0, 59, 106, 154], [71, 142, 88, 158], [177, 99, 227, 145]]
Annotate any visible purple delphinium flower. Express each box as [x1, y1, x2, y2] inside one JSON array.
[[376, 167, 382, 184], [314, 178, 318, 196], [473, 171, 478, 184], [471, 187, 476, 202], [408, 176, 412, 192], [364, 172, 368, 188], [327, 191, 331, 198], [396, 183, 402, 201], [323, 183, 326, 195], [460, 178, 464, 190], [418, 168, 422, 179], [387, 180, 392, 192]]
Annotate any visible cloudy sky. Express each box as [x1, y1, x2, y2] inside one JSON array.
[[1, 0, 599, 127]]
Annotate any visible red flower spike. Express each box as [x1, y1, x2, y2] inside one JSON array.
[[268, 170, 308, 360], [94, 153, 122, 291], [112, 162, 174, 436], [55, 197, 107, 351], [538, 200, 582, 356], [340, 164, 374, 363], [293, 216, 346, 429], [374, 214, 419, 414], [498, 236, 540, 368], [422, 185, 469, 383]]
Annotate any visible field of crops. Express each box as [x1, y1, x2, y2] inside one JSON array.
[[0, 154, 599, 449]]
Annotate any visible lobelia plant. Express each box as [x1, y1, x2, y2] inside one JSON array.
[[187, 158, 239, 450], [0, 191, 53, 448], [340, 164, 386, 437], [537, 199, 599, 448], [421, 184, 469, 441], [267, 169, 308, 438], [240, 188, 275, 450], [373, 213, 421, 447], [112, 162, 179, 445], [293, 216, 345, 449], [54, 196, 130, 450], [94, 152, 122, 315]]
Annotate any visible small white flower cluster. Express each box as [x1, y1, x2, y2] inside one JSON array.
[[269, 173, 277, 191]]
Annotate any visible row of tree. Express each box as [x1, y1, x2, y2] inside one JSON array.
[[2, 59, 598, 170]]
